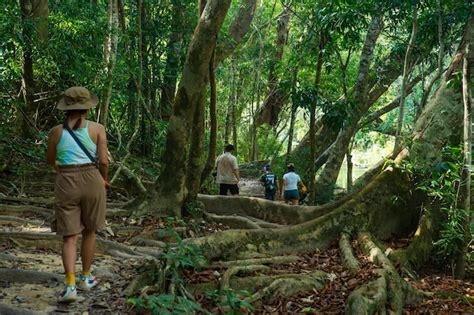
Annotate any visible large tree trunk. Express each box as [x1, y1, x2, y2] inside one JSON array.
[[153, 0, 232, 216], [254, 4, 292, 128], [314, 14, 384, 203], [160, 0, 185, 120]]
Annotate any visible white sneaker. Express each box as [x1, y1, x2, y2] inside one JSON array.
[[77, 274, 98, 291], [58, 285, 78, 303]]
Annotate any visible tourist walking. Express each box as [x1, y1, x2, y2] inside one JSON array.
[[215, 144, 240, 195], [281, 163, 304, 205], [260, 164, 278, 201], [46, 87, 109, 303]]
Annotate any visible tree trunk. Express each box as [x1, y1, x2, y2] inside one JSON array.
[[394, 7, 418, 151], [454, 43, 472, 279], [214, 0, 257, 65], [254, 4, 292, 128], [98, 0, 119, 128], [19, 0, 48, 137], [200, 49, 217, 184], [154, 0, 232, 216], [160, 0, 185, 120], [314, 14, 384, 203], [199, 0, 256, 182], [286, 68, 299, 165], [309, 33, 326, 203]]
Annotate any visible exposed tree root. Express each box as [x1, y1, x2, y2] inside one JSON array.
[[189, 270, 327, 295], [203, 211, 262, 229], [220, 265, 269, 290], [0, 196, 53, 207], [0, 268, 62, 284], [345, 232, 427, 314], [207, 255, 301, 269], [0, 204, 52, 218], [0, 215, 44, 227], [0, 231, 149, 258], [345, 269, 388, 315], [198, 192, 362, 226], [129, 237, 166, 247], [0, 303, 42, 315], [192, 168, 414, 261], [389, 212, 437, 270], [245, 271, 327, 304], [339, 233, 360, 273]]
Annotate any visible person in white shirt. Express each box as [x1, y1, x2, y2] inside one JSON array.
[[215, 144, 240, 195], [281, 163, 304, 205]]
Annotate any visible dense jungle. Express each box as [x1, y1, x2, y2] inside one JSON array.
[[0, 0, 473, 314]]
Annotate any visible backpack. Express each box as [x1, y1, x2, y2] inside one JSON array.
[[262, 173, 276, 192]]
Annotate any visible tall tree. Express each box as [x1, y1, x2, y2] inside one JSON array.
[[454, 42, 472, 279], [19, 0, 49, 136], [154, 0, 232, 216], [200, 0, 258, 183], [314, 13, 384, 203], [254, 3, 292, 128], [98, 0, 119, 128], [394, 6, 418, 151], [160, 0, 185, 120]]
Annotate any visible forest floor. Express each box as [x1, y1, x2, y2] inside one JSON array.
[[0, 172, 472, 314]]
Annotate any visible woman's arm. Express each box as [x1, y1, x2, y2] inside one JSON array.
[[97, 124, 109, 181], [46, 127, 60, 171], [281, 179, 286, 198]]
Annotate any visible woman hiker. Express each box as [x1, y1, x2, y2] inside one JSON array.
[[281, 163, 305, 205], [46, 86, 109, 303]]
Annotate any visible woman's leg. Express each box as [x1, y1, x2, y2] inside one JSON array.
[[81, 229, 96, 274], [62, 234, 79, 283], [291, 199, 299, 205]]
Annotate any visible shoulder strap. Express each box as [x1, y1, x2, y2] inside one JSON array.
[[63, 123, 96, 164]]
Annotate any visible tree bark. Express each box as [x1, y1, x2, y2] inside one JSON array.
[[98, 0, 119, 128], [154, 0, 232, 216], [200, 49, 217, 184], [309, 33, 326, 203], [314, 14, 384, 203], [286, 67, 298, 164], [215, 0, 257, 65], [394, 7, 418, 151], [254, 4, 292, 128], [160, 0, 185, 120], [19, 0, 48, 136], [454, 43, 472, 279]]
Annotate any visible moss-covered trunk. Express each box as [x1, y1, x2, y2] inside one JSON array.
[[154, 0, 232, 216]]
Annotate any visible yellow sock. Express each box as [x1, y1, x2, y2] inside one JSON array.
[[82, 270, 91, 277], [65, 272, 75, 286]]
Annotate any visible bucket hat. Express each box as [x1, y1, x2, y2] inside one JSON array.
[[57, 86, 99, 111]]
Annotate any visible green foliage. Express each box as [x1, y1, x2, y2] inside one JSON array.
[[400, 146, 472, 269], [128, 228, 206, 314], [207, 288, 254, 315], [159, 228, 206, 271], [128, 294, 203, 315]]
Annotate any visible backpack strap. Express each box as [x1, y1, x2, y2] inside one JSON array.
[[63, 123, 96, 165]]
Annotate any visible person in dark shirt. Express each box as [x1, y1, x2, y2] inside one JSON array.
[[260, 164, 278, 201]]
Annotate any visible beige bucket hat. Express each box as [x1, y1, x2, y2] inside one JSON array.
[[57, 86, 99, 111]]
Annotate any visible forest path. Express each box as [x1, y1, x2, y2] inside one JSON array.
[[238, 177, 265, 198]]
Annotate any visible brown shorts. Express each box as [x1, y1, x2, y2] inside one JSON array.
[[53, 165, 106, 236]]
